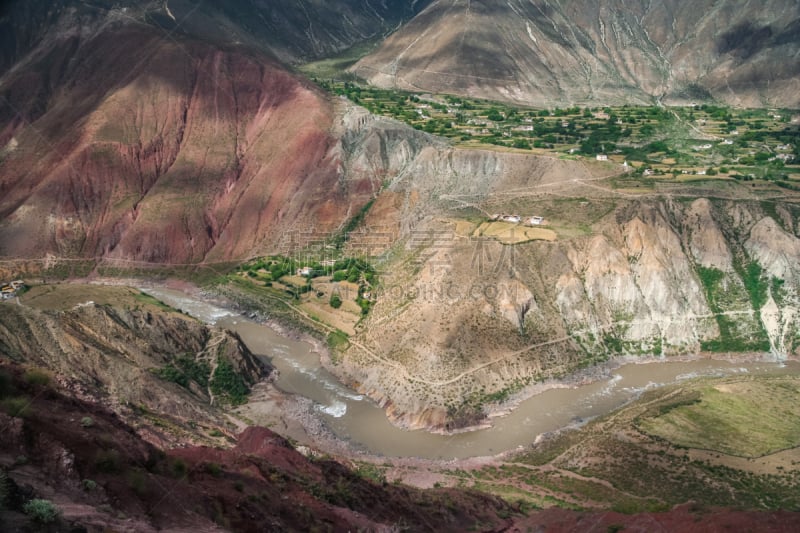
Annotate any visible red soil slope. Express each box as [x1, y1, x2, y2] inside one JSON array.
[[0, 23, 369, 264]]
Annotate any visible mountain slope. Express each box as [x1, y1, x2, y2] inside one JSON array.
[[0, 11, 377, 264], [0, 1, 433, 71], [0, 361, 512, 532], [352, 0, 800, 107], [0, 284, 270, 447], [201, 0, 434, 63]]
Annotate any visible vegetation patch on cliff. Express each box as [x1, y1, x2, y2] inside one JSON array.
[[696, 266, 771, 352]]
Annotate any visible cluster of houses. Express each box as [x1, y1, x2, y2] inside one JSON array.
[[296, 259, 337, 277], [490, 214, 545, 226], [692, 143, 714, 151], [1, 280, 25, 301]]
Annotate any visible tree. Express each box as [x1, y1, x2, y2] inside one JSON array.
[[23, 499, 60, 524], [330, 294, 342, 309], [512, 138, 531, 149]]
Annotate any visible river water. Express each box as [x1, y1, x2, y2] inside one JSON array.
[[144, 287, 798, 460]]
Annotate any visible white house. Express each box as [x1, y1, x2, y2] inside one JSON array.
[[296, 266, 313, 277], [527, 216, 544, 226], [596, 154, 608, 161]]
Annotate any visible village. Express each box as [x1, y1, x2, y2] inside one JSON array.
[[313, 80, 799, 188], [0, 279, 25, 301]]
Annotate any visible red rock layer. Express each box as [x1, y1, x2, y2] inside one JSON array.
[[0, 24, 367, 264]]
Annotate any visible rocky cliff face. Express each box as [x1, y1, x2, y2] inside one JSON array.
[[333, 195, 800, 431], [0, 286, 270, 445], [313, 108, 800, 430], [352, 0, 800, 107]]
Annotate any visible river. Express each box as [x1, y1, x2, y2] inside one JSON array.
[[143, 287, 798, 460]]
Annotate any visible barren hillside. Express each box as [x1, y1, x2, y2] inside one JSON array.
[[352, 0, 800, 107]]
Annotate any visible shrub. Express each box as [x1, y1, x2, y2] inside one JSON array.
[[209, 358, 250, 406], [155, 356, 211, 389], [126, 469, 148, 496], [171, 459, 188, 478], [1, 397, 30, 418], [82, 479, 97, 491], [204, 462, 222, 477], [80, 416, 94, 428], [23, 499, 60, 524], [94, 449, 122, 473], [329, 294, 342, 309], [23, 369, 50, 387], [0, 469, 7, 512], [0, 370, 12, 398]]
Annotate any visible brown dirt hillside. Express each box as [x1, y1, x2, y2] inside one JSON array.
[[0, 284, 270, 448], [352, 0, 800, 108]]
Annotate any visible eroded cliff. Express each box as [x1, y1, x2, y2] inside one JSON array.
[[0, 285, 270, 446]]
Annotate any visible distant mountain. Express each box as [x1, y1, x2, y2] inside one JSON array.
[[199, 0, 434, 63], [0, 1, 432, 69], [351, 0, 800, 107]]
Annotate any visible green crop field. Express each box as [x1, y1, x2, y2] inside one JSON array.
[[311, 79, 800, 189]]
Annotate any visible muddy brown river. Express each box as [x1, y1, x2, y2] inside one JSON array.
[[144, 287, 798, 460]]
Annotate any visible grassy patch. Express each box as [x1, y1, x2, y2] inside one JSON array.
[[638, 378, 800, 457], [134, 291, 176, 312], [739, 261, 768, 311], [327, 330, 350, 351]]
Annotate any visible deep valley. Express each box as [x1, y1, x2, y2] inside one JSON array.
[[2, 0, 800, 531]]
